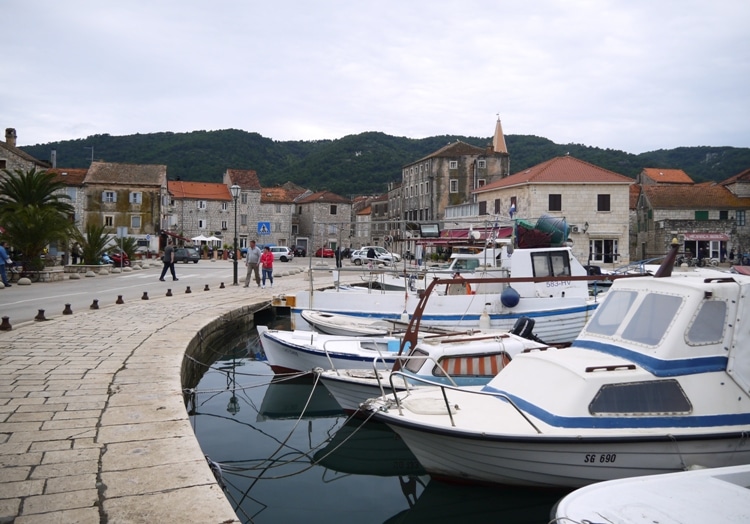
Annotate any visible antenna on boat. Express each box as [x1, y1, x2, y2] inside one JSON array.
[[653, 238, 680, 278]]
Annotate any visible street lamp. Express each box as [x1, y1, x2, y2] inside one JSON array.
[[230, 184, 241, 286]]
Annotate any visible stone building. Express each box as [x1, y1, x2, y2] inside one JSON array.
[[401, 119, 510, 223], [0, 128, 51, 173], [82, 161, 167, 249], [258, 183, 308, 248], [295, 190, 352, 253], [474, 155, 634, 266], [166, 180, 233, 250], [48, 168, 88, 233], [223, 169, 262, 250], [634, 167, 750, 262]]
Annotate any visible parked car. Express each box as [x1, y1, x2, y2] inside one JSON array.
[[269, 246, 294, 262], [315, 247, 335, 258], [352, 246, 400, 265], [293, 246, 307, 257], [174, 247, 200, 263]]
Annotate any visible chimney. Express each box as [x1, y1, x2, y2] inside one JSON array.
[[51, 149, 57, 168], [5, 128, 17, 148]]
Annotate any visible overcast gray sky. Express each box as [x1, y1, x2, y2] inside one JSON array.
[[2, 0, 748, 154]]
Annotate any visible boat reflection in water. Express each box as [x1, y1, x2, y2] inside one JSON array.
[[189, 323, 568, 523]]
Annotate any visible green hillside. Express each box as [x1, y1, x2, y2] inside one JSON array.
[[23, 130, 750, 196]]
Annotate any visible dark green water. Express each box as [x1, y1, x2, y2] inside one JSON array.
[[188, 318, 568, 523]]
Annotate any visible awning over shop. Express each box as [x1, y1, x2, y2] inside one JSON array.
[[684, 233, 729, 241], [162, 230, 191, 242], [416, 226, 513, 245]]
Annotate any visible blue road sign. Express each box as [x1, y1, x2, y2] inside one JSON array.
[[257, 222, 271, 235]]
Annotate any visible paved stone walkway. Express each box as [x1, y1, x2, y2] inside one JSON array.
[[0, 263, 351, 523]]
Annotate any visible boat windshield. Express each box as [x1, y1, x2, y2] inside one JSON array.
[[587, 289, 684, 346], [452, 259, 480, 271]]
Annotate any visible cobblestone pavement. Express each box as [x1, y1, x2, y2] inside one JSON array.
[[0, 261, 355, 523]]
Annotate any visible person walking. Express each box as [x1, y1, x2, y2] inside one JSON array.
[[159, 240, 178, 281], [71, 242, 82, 265], [0, 241, 12, 287], [260, 246, 274, 289], [334, 246, 342, 268], [244, 240, 262, 287]]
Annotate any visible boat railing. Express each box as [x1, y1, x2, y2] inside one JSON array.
[[363, 353, 461, 401], [319, 337, 399, 373], [386, 370, 543, 434]]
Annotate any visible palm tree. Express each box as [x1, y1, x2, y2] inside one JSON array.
[[72, 223, 111, 265], [0, 167, 74, 270]]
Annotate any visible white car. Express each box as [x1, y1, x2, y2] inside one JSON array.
[[269, 246, 294, 262], [352, 246, 400, 265]]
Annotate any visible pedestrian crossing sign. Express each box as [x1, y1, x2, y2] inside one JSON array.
[[257, 222, 271, 235]]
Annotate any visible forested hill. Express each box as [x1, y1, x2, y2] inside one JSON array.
[[22, 129, 750, 197]]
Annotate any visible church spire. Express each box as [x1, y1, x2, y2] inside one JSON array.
[[493, 116, 508, 154]]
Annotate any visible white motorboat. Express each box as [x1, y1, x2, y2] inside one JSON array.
[[293, 244, 601, 345], [317, 321, 548, 413], [553, 464, 750, 523], [257, 325, 407, 374], [363, 241, 750, 488], [300, 309, 402, 336]]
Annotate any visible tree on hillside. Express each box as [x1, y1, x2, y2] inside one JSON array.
[[0, 168, 74, 270]]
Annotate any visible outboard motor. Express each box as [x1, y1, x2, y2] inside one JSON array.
[[511, 316, 548, 344], [511, 316, 535, 339]]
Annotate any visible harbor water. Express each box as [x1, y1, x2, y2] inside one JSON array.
[[188, 314, 568, 523]]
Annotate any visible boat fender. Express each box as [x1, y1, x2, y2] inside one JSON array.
[[501, 286, 520, 308]]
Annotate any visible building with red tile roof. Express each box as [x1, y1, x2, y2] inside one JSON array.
[[638, 168, 694, 185], [473, 155, 634, 265]]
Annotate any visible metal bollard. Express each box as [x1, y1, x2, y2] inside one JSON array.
[[204, 284, 210, 291], [220, 282, 226, 289], [141, 291, 149, 300], [0, 316, 12, 331], [34, 310, 47, 321], [166, 289, 173, 297], [185, 286, 192, 294], [116, 295, 124, 304], [62, 304, 73, 315], [90, 299, 99, 310]]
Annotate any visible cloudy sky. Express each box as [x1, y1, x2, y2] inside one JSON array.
[[2, 1, 748, 154]]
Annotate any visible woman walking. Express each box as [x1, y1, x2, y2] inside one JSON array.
[[260, 246, 274, 289]]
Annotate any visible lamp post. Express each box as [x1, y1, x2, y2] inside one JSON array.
[[230, 184, 241, 286]]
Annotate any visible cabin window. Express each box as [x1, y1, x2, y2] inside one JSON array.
[[589, 379, 692, 415], [453, 259, 479, 271], [403, 349, 428, 374], [531, 251, 571, 278], [687, 300, 726, 345], [621, 293, 682, 346], [587, 290, 638, 336]]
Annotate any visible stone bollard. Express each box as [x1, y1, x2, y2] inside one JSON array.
[[166, 289, 173, 297], [34, 310, 47, 321], [141, 291, 149, 300], [0, 316, 12, 331], [116, 295, 124, 304], [204, 284, 210, 291], [90, 299, 99, 310], [185, 286, 192, 294], [62, 304, 73, 315], [220, 282, 225, 289]]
